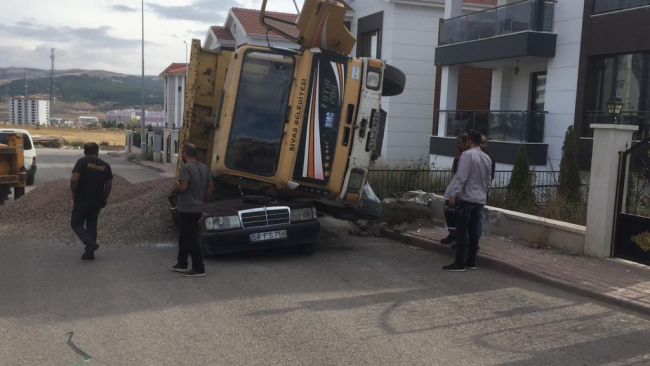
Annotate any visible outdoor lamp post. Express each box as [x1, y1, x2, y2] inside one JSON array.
[[606, 96, 624, 124]]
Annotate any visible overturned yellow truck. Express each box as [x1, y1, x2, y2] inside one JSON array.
[[172, 0, 405, 255]]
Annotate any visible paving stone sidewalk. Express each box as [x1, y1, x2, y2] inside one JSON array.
[[384, 226, 650, 316]]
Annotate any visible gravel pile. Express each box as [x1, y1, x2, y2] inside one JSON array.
[[0, 175, 178, 245]]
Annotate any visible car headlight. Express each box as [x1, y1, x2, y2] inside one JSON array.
[[205, 216, 241, 231], [291, 208, 315, 222], [366, 71, 380, 89]]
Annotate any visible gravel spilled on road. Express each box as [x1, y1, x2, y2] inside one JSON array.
[[0, 175, 178, 245]]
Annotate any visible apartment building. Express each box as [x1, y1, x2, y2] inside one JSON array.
[[159, 63, 187, 130], [431, 0, 650, 171], [8, 97, 50, 126]]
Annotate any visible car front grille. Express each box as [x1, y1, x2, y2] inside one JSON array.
[[239, 207, 290, 228]]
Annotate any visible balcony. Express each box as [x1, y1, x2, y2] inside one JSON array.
[[435, 0, 557, 66], [430, 110, 548, 166]]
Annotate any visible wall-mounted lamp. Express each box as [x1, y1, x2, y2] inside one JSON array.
[[514, 59, 520, 76]]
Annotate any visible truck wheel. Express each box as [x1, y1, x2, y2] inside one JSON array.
[[27, 172, 35, 186], [382, 64, 406, 97], [0, 185, 10, 205]]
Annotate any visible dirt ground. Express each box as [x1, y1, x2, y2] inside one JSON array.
[[0, 124, 126, 146]]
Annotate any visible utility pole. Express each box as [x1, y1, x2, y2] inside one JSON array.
[[50, 48, 55, 121], [141, 0, 146, 158]]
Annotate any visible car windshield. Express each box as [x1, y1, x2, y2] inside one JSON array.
[[225, 51, 295, 176], [0, 132, 32, 150]]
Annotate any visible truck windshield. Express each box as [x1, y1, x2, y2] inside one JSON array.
[[225, 51, 295, 176]]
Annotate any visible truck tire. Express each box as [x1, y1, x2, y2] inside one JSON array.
[[357, 183, 382, 220], [0, 185, 10, 205], [382, 64, 406, 97], [27, 172, 35, 186]]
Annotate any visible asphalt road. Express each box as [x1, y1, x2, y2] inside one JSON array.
[[33, 148, 173, 185], [6, 148, 172, 201], [2, 225, 650, 365]]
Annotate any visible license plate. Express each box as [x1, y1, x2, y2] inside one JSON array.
[[249, 230, 288, 242]]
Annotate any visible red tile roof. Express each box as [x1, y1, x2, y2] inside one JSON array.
[[159, 63, 188, 77], [211, 26, 235, 41], [231, 7, 299, 38], [464, 0, 497, 5]]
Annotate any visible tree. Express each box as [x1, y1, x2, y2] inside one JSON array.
[[558, 126, 583, 205], [126, 118, 140, 131], [506, 145, 535, 210]]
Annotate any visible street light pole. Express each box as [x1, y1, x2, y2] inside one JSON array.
[[140, 0, 146, 158]]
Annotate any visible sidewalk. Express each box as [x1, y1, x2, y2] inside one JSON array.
[[384, 226, 650, 316]]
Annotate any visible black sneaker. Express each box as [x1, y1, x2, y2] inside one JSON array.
[[443, 263, 466, 272], [440, 235, 457, 244], [465, 262, 477, 270], [181, 269, 206, 277], [81, 243, 99, 261], [171, 263, 188, 272]]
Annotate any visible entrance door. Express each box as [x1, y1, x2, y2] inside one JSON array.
[[613, 138, 650, 264]]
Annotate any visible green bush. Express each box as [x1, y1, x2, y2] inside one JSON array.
[[558, 126, 583, 206], [505, 145, 536, 210], [70, 140, 84, 148]]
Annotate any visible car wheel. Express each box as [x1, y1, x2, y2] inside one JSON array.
[[27, 172, 35, 186], [0, 185, 10, 205], [297, 242, 316, 256], [382, 64, 406, 97]]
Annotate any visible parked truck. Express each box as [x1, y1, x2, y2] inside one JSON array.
[[170, 0, 405, 256], [0, 132, 28, 205]]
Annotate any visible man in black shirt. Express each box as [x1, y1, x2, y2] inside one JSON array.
[[70, 142, 113, 260]]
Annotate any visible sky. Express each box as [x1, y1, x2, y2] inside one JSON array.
[[0, 0, 303, 76]]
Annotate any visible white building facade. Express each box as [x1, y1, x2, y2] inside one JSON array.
[[9, 97, 50, 126], [159, 63, 187, 130], [431, 0, 584, 172]]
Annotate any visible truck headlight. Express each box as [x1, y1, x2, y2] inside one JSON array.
[[205, 216, 241, 231], [291, 208, 315, 222], [366, 71, 380, 89], [348, 170, 364, 190]]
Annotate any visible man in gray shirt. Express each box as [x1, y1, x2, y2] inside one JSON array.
[[443, 131, 492, 272], [171, 143, 214, 277]]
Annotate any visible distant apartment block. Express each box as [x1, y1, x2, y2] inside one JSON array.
[[78, 116, 99, 125], [9, 97, 50, 126], [106, 109, 165, 127]]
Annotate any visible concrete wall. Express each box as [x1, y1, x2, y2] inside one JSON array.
[[399, 191, 587, 254]]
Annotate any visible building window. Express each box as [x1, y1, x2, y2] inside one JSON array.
[[594, 52, 650, 113], [178, 86, 182, 92], [356, 12, 383, 59], [594, 0, 650, 14]]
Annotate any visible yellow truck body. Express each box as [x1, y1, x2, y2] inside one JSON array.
[[0, 133, 28, 204]]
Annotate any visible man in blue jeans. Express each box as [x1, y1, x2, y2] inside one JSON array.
[[443, 131, 492, 272], [70, 142, 113, 261]]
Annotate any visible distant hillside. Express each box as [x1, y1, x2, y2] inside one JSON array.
[[0, 68, 163, 108], [0, 67, 127, 82]]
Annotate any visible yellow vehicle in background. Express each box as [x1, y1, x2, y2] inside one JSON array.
[[172, 0, 405, 255], [0, 132, 28, 205]]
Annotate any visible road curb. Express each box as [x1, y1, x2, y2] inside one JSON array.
[[382, 229, 650, 317]]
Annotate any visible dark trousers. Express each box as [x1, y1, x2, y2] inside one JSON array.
[[454, 201, 483, 265], [71, 201, 102, 247], [444, 200, 457, 236], [177, 212, 204, 272]]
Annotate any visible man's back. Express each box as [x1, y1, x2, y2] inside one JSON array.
[[72, 156, 112, 203], [177, 161, 211, 213], [451, 148, 492, 204]]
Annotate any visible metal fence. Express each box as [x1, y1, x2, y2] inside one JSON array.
[[367, 169, 589, 204]]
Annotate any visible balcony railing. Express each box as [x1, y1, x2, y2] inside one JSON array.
[[594, 0, 650, 14], [439, 0, 556, 46], [436, 110, 546, 143], [584, 111, 650, 138]]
